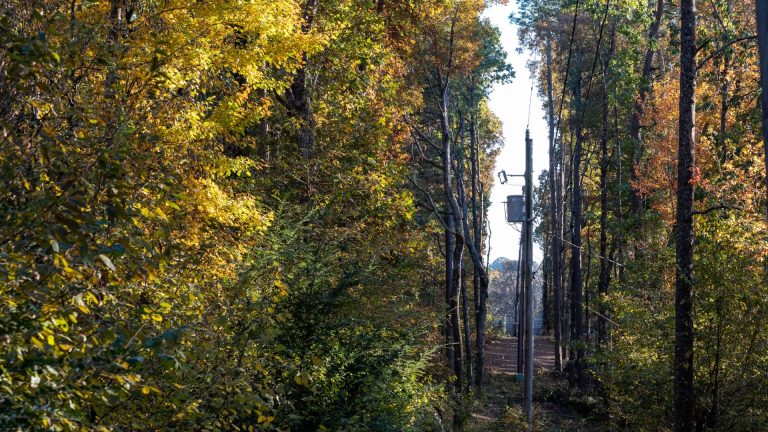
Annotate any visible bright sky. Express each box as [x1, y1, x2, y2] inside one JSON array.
[[483, 2, 549, 264]]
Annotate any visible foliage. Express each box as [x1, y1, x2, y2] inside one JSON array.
[[517, 0, 768, 430], [0, 0, 509, 430]]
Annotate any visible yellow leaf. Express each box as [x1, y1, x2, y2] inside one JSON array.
[[31, 336, 44, 349]]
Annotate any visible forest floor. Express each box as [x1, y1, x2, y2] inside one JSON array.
[[464, 335, 611, 431]]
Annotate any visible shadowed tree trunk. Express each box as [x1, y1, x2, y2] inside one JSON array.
[[674, 0, 697, 430], [469, 108, 488, 392], [284, 0, 319, 198], [597, 25, 616, 347], [570, 63, 586, 390], [546, 36, 565, 371], [629, 0, 664, 224], [756, 0, 768, 216], [440, 81, 463, 391]]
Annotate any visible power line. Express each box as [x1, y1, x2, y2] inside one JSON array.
[[526, 63, 536, 130], [553, 0, 581, 146], [504, 215, 624, 268], [573, 0, 613, 142]]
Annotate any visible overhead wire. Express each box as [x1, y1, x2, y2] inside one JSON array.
[[505, 215, 624, 268], [526, 60, 536, 130]]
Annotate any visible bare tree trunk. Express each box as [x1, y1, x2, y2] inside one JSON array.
[[105, 0, 124, 100], [542, 245, 551, 334], [461, 265, 472, 389], [629, 0, 664, 223], [439, 81, 463, 392], [546, 36, 565, 371], [452, 233, 464, 392], [455, 125, 473, 390], [597, 26, 616, 347], [674, 0, 697, 430], [470, 110, 488, 391], [285, 0, 319, 197], [444, 222, 457, 389], [756, 0, 768, 216], [570, 70, 586, 391]]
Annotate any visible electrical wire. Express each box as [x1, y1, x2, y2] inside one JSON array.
[[526, 61, 536, 130], [503, 211, 624, 268]]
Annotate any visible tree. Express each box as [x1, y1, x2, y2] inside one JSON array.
[[674, 0, 697, 430]]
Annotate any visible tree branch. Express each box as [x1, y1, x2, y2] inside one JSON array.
[[697, 35, 756, 70], [691, 204, 743, 216]]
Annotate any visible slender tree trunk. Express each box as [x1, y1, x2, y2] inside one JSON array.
[[439, 78, 461, 391], [570, 70, 586, 391], [584, 232, 591, 342], [674, 0, 697, 430], [706, 302, 723, 429], [597, 26, 616, 347], [455, 126, 473, 390], [470, 110, 487, 391], [285, 0, 319, 197], [756, 0, 768, 216], [105, 0, 124, 100], [461, 265, 472, 389], [444, 222, 457, 389], [542, 245, 551, 334], [629, 0, 664, 223], [452, 234, 464, 392], [546, 37, 565, 371]]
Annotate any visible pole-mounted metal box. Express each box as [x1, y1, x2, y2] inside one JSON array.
[[506, 195, 525, 223]]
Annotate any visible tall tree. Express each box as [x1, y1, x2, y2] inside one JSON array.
[[757, 0, 768, 215], [545, 35, 565, 370], [674, 0, 697, 430], [629, 0, 665, 222], [597, 24, 616, 347]]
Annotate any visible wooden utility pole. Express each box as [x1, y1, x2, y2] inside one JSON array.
[[516, 220, 525, 373], [523, 129, 534, 428], [756, 0, 768, 217]]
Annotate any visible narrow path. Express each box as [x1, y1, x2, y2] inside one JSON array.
[[469, 335, 558, 428], [469, 335, 609, 431], [485, 335, 556, 374]]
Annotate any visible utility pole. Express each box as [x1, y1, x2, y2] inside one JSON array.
[[499, 129, 535, 429], [524, 129, 534, 428]]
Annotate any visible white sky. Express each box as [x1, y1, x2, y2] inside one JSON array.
[[483, 2, 549, 264]]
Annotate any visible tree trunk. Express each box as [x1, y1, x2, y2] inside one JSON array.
[[105, 0, 124, 100], [455, 124, 473, 390], [597, 26, 616, 347], [570, 69, 586, 391], [439, 79, 461, 391], [629, 0, 664, 223], [444, 222, 457, 390], [285, 0, 319, 197], [461, 265, 472, 389], [542, 245, 551, 334], [452, 233, 464, 392], [674, 0, 697, 430], [756, 0, 768, 217], [470, 111, 488, 391], [546, 36, 565, 371]]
